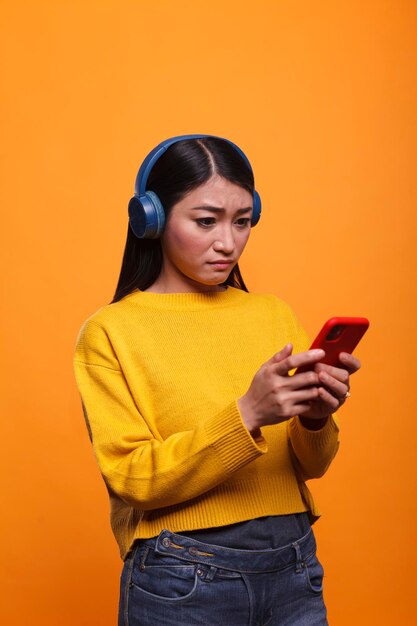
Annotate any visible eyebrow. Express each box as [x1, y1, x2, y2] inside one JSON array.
[[190, 206, 252, 214]]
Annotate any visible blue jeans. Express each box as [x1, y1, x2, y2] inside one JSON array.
[[118, 527, 327, 625]]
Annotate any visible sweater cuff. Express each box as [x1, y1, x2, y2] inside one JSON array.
[[204, 400, 267, 474], [289, 414, 339, 451]]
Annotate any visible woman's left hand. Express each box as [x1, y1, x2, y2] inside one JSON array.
[[300, 352, 361, 421]]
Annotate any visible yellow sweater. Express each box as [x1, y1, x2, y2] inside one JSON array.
[[74, 287, 340, 559]]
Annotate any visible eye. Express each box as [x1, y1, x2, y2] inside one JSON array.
[[195, 217, 216, 228], [235, 217, 251, 228]]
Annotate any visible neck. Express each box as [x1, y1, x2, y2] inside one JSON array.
[[144, 276, 227, 294]]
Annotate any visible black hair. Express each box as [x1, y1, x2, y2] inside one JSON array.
[[111, 137, 254, 302]]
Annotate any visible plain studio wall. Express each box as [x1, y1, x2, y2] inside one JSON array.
[[1, 1, 416, 624]]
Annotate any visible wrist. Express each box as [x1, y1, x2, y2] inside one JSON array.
[[237, 397, 261, 438], [299, 415, 330, 431]]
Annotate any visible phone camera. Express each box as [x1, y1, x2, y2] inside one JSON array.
[[326, 324, 345, 341]]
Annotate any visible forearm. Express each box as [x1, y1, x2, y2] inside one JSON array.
[[75, 358, 267, 510], [95, 401, 266, 510], [287, 414, 340, 480]]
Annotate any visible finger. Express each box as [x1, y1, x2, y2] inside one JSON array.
[[318, 371, 349, 399], [314, 362, 350, 384], [275, 349, 325, 376], [289, 370, 320, 389], [338, 352, 361, 373], [271, 387, 319, 419], [290, 386, 320, 404], [292, 402, 318, 415], [316, 386, 341, 411], [266, 343, 293, 366]]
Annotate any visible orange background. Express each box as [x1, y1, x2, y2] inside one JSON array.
[[1, 1, 416, 624]]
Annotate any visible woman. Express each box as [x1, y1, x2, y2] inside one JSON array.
[[74, 135, 359, 626]]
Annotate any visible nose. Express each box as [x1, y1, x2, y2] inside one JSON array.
[[213, 226, 235, 254]]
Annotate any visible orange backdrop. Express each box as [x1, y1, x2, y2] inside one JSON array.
[[1, 1, 416, 624]]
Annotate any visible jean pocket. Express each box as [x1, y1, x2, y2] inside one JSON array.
[[130, 547, 199, 602], [303, 551, 324, 594]]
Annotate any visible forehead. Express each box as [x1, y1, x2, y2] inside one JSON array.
[[177, 175, 253, 211]]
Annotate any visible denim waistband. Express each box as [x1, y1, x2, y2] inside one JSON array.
[[143, 527, 316, 574]]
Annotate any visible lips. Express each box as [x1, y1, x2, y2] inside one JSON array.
[[208, 260, 234, 270], [209, 260, 234, 265]]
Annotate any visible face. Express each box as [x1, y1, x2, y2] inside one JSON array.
[[152, 175, 253, 293]]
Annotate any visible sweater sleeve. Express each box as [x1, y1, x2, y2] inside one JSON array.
[[74, 319, 267, 511], [287, 416, 340, 480]]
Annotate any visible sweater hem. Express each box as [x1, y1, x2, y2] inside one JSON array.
[[115, 474, 320, 559]]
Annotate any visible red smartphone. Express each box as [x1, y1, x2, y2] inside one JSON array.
[[295, 317, 369, 373]]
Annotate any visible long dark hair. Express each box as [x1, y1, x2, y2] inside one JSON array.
[[112, 137, 254, 302]]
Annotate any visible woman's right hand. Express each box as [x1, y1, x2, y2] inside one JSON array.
[[237, 344, 325, 436]]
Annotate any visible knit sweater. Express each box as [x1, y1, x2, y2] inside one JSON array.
[[74, 287, 340, 559]]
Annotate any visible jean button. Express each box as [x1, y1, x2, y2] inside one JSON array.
[[162, 537, 171, 548], [188, 546, 198, 556]]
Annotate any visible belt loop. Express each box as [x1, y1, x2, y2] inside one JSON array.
[[205, 565, 218, 582], [139, 546, 149, 572], [292, 541, 302, 573]]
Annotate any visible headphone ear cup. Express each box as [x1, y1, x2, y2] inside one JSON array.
[[128, 191, 166, 239], [251, 190, 262, 227]]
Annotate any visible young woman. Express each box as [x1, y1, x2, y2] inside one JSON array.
[[74, 135, 360, 626]]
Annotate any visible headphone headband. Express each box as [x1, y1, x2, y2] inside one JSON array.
[[134, 134, 255, 196]]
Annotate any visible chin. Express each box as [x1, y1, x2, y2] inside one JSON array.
[[202, 277, 228, 286], [188, 277, 225, 292]]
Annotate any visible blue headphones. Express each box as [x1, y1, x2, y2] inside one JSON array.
[[128, 134, 262, 239]]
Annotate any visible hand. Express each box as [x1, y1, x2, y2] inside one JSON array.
[[301, 352, 361, 422], [238, 344, 325, 435]]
